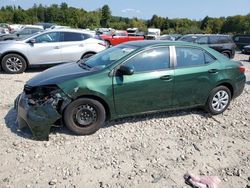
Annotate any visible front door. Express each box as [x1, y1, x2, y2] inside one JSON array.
[[113, 47, 174, 116], [27, 32, 62, 65]]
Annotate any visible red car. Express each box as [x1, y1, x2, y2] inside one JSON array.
[[100, 30, 144, 46]]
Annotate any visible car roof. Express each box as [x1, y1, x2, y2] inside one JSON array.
[[182, 34, 230, 37], [44, 28, 94, 34], [124, 40, 201, 48]]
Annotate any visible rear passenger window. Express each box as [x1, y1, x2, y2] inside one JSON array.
[[209, 36, 219, 44], [63, 32, 85, 41], [218, 36, 230, 43], [176, 47, 209, 67], [125, 47, 170, 73], [196, 37, 208, 44], [204, 53, 215, 64]]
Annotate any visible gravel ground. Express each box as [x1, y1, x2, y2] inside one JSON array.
[[0, 53, 249, 188]]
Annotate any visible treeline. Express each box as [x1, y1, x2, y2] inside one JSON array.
[[0, 3, 250, 34]]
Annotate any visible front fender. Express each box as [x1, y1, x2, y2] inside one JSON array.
[[58, 72, 116, 119]]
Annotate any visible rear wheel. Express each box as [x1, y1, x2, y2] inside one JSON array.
[[1, 53, 27, 74], [221, 51, 230, 58], [82, 53, 95, 59], [63, 98, 106, 135], [206, 86, 231, 115]]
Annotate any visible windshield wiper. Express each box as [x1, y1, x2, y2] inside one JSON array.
[[77, 60, 92, 70]]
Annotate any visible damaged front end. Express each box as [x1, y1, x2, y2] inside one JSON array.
[[14, 84, 71, 140]]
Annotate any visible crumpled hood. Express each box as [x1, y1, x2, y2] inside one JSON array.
[[26, 62, 95, 87]]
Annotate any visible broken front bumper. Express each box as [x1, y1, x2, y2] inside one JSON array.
[[15, 92, 62, 140]]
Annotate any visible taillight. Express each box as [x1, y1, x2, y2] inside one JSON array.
[[239, 66, 245, 73]]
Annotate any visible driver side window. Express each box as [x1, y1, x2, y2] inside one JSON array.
[[34, 32, 60, 43], [124, 47, 170, 73]]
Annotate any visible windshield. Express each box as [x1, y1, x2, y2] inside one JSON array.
[[80, 44, 137, 69]]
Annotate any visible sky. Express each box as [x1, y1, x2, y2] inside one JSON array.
[[1, 0, 250, 20]]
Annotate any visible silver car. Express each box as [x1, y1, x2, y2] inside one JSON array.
[[0, 29, 107, 73]]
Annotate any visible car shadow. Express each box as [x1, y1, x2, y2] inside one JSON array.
[[25, 67, 49, 73], [0, 65, 56, 74], [4, 107, 210, 140], [4, 107, 33, 139], [104, 108, 209, 129]]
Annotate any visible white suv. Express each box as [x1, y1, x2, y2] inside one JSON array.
[[0, 29, 107, 73]]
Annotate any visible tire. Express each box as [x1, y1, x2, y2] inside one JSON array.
[[221, 51, 230, 58], [63, 98, 106, 135], [82, 53, 95, 59], [206, 86, 231, 115], [1, 53, 27, 74]]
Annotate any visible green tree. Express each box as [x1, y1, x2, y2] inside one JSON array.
[[100, 5, 111, 27]]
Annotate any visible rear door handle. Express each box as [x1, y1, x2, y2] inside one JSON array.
[[160, 75, 173, 81], [54, 46, 60, 49], [208, 69, 218, 74]]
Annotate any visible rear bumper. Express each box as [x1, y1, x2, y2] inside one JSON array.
[[233, 74, 246, 99]]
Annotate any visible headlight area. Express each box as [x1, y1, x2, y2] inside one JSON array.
[[16, 84, 72, 140]]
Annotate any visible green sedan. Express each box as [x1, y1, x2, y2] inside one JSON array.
[[15, 41, 246, 140]]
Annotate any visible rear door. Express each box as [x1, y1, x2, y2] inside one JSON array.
[[113, 46, 174, 116], [60, 32, 90, 63], [173, 46, 222, 107], [27, 31, 62, 65]]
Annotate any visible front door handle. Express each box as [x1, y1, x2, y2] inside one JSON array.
[[208, 69, 218, 74], [54, 46, 60, 49], [160, 75, 173, 81]]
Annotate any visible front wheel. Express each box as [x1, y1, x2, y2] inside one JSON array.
[[63, 98, 106, 135], [1, 54, 27, 74], [206, 86, 231, 115]]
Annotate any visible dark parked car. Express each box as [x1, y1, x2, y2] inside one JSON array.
[[232, 35, 250, 51], [15, 41, 246, 140], [242, 45, 250, 54], [159, 35, 175, 41], [0, 26, 43, 41], [35, 22, 56, 29], [178, 34, 236, 58]]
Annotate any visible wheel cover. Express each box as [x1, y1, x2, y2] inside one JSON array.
[[6, 57, 23, 72], [73, 104, 97, 127], [212, 90, 229, 112]]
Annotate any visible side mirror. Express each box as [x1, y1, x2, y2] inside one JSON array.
[[118, 65, 134, 75], [28, 39, 36, 44]]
